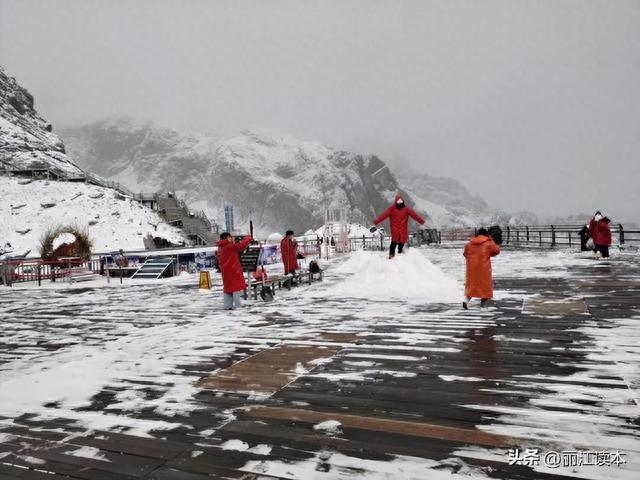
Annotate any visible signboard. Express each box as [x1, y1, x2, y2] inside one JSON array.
[[239, 245, 261, 272], [224, 202, 234, 233], [199, 270, 211, 289], [260, 244, 280, 265], [195, 250, 215, 271]]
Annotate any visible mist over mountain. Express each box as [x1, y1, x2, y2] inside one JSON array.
[[62, 120, 500, 234]]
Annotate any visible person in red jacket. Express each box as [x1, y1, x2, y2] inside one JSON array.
[[373, 194, 425, 259], [280, 230, 299, 275], [216, 232, 253, 310], [588, 211, 612, 258], [463, 228, 501, 309]]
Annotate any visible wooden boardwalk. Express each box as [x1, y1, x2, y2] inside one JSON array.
[[0, 247, 639, 479]]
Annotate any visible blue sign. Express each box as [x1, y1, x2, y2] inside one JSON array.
[[224, 203, 234, 233]]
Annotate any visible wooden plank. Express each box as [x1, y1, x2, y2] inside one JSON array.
[[245, 405, 515, 448], [524, 297, 590, 315], [576, 279, 640, 289], [197, 344, 342, 394]]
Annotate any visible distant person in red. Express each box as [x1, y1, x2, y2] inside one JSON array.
[[280, 230, 299, 275], [463, 228, 500, 309], [373, 194, 425, 259], [217, 232, 253, 310], [589, 211, 612, 258]]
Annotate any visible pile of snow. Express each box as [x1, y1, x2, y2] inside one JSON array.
[[0, 177, 184, 254], [329, 249, 462, 303], [313, 420, 342, 435]]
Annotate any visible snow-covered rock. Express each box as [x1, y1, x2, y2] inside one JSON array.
[[0, 177, 184, 254], [0, 67, 84, 178]]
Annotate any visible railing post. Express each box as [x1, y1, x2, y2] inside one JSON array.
[[506, 226, 511, 244], [526, 226, 530, 242], [539, 231, 542, 246], [37, 264, 41, 287], [551, 225, 556, 247], [619, 224, 625, 245], [568, 232, 572, 247]]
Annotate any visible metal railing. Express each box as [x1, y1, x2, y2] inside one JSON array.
[[1, 257, 103, 285], [503, 224, 640, 247]]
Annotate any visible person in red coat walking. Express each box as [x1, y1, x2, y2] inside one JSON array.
[[280, 230, 299, 275], [588, 211, 612, 258], [463, 228, 500, 309], [217, 232, 253, 310], [373, 194, 425, 258]]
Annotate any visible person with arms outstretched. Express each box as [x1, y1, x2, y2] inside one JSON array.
[[373, 194, 425, 259]]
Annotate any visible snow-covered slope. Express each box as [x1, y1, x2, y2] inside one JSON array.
[[0, 67, 84, 178], [0, 177, 184, 254]]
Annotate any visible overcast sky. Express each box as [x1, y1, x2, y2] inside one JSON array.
[[1, 0, 639, 221]]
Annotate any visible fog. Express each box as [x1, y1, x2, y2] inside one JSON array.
[[1, 0, 639, 221]]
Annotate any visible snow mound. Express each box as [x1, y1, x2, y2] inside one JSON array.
[[331, 249, 462, 303], [313, 420, 342, 435]]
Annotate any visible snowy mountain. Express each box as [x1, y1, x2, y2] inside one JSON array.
[[0, 68, 185, 254], [0, 67, 84, 178], [61, 121, 491, 232], [397, 171, 489, 215]]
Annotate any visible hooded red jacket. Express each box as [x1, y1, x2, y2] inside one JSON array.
[[280, 236, 299, 274], [217, 235, 252, 293], [589, 218, 612, 246], [373, 194, 425, 243]]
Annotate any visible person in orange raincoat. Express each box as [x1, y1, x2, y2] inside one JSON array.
[[463, 228, 500, 309], [373, 194, 425, 259]]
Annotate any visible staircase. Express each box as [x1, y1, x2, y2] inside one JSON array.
[[156, 194, 217, 246], [131, 256, 175, 280]]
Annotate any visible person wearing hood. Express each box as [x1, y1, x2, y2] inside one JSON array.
[[589, 211, 612, 258], [373, 194, 425, 259], [280, 230, 299, 275], [463, 228, 501, 309], [217, 232, 253, 310]]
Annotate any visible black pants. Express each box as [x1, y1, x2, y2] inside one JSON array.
[[389, 241, 404, 257], [595, 244, 609, 258]]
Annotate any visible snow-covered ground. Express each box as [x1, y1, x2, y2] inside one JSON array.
[[0, 246, 638, 479], [0, 176, 184, 254]]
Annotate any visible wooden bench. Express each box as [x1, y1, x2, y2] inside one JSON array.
[[247, 270, 323, 300]]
